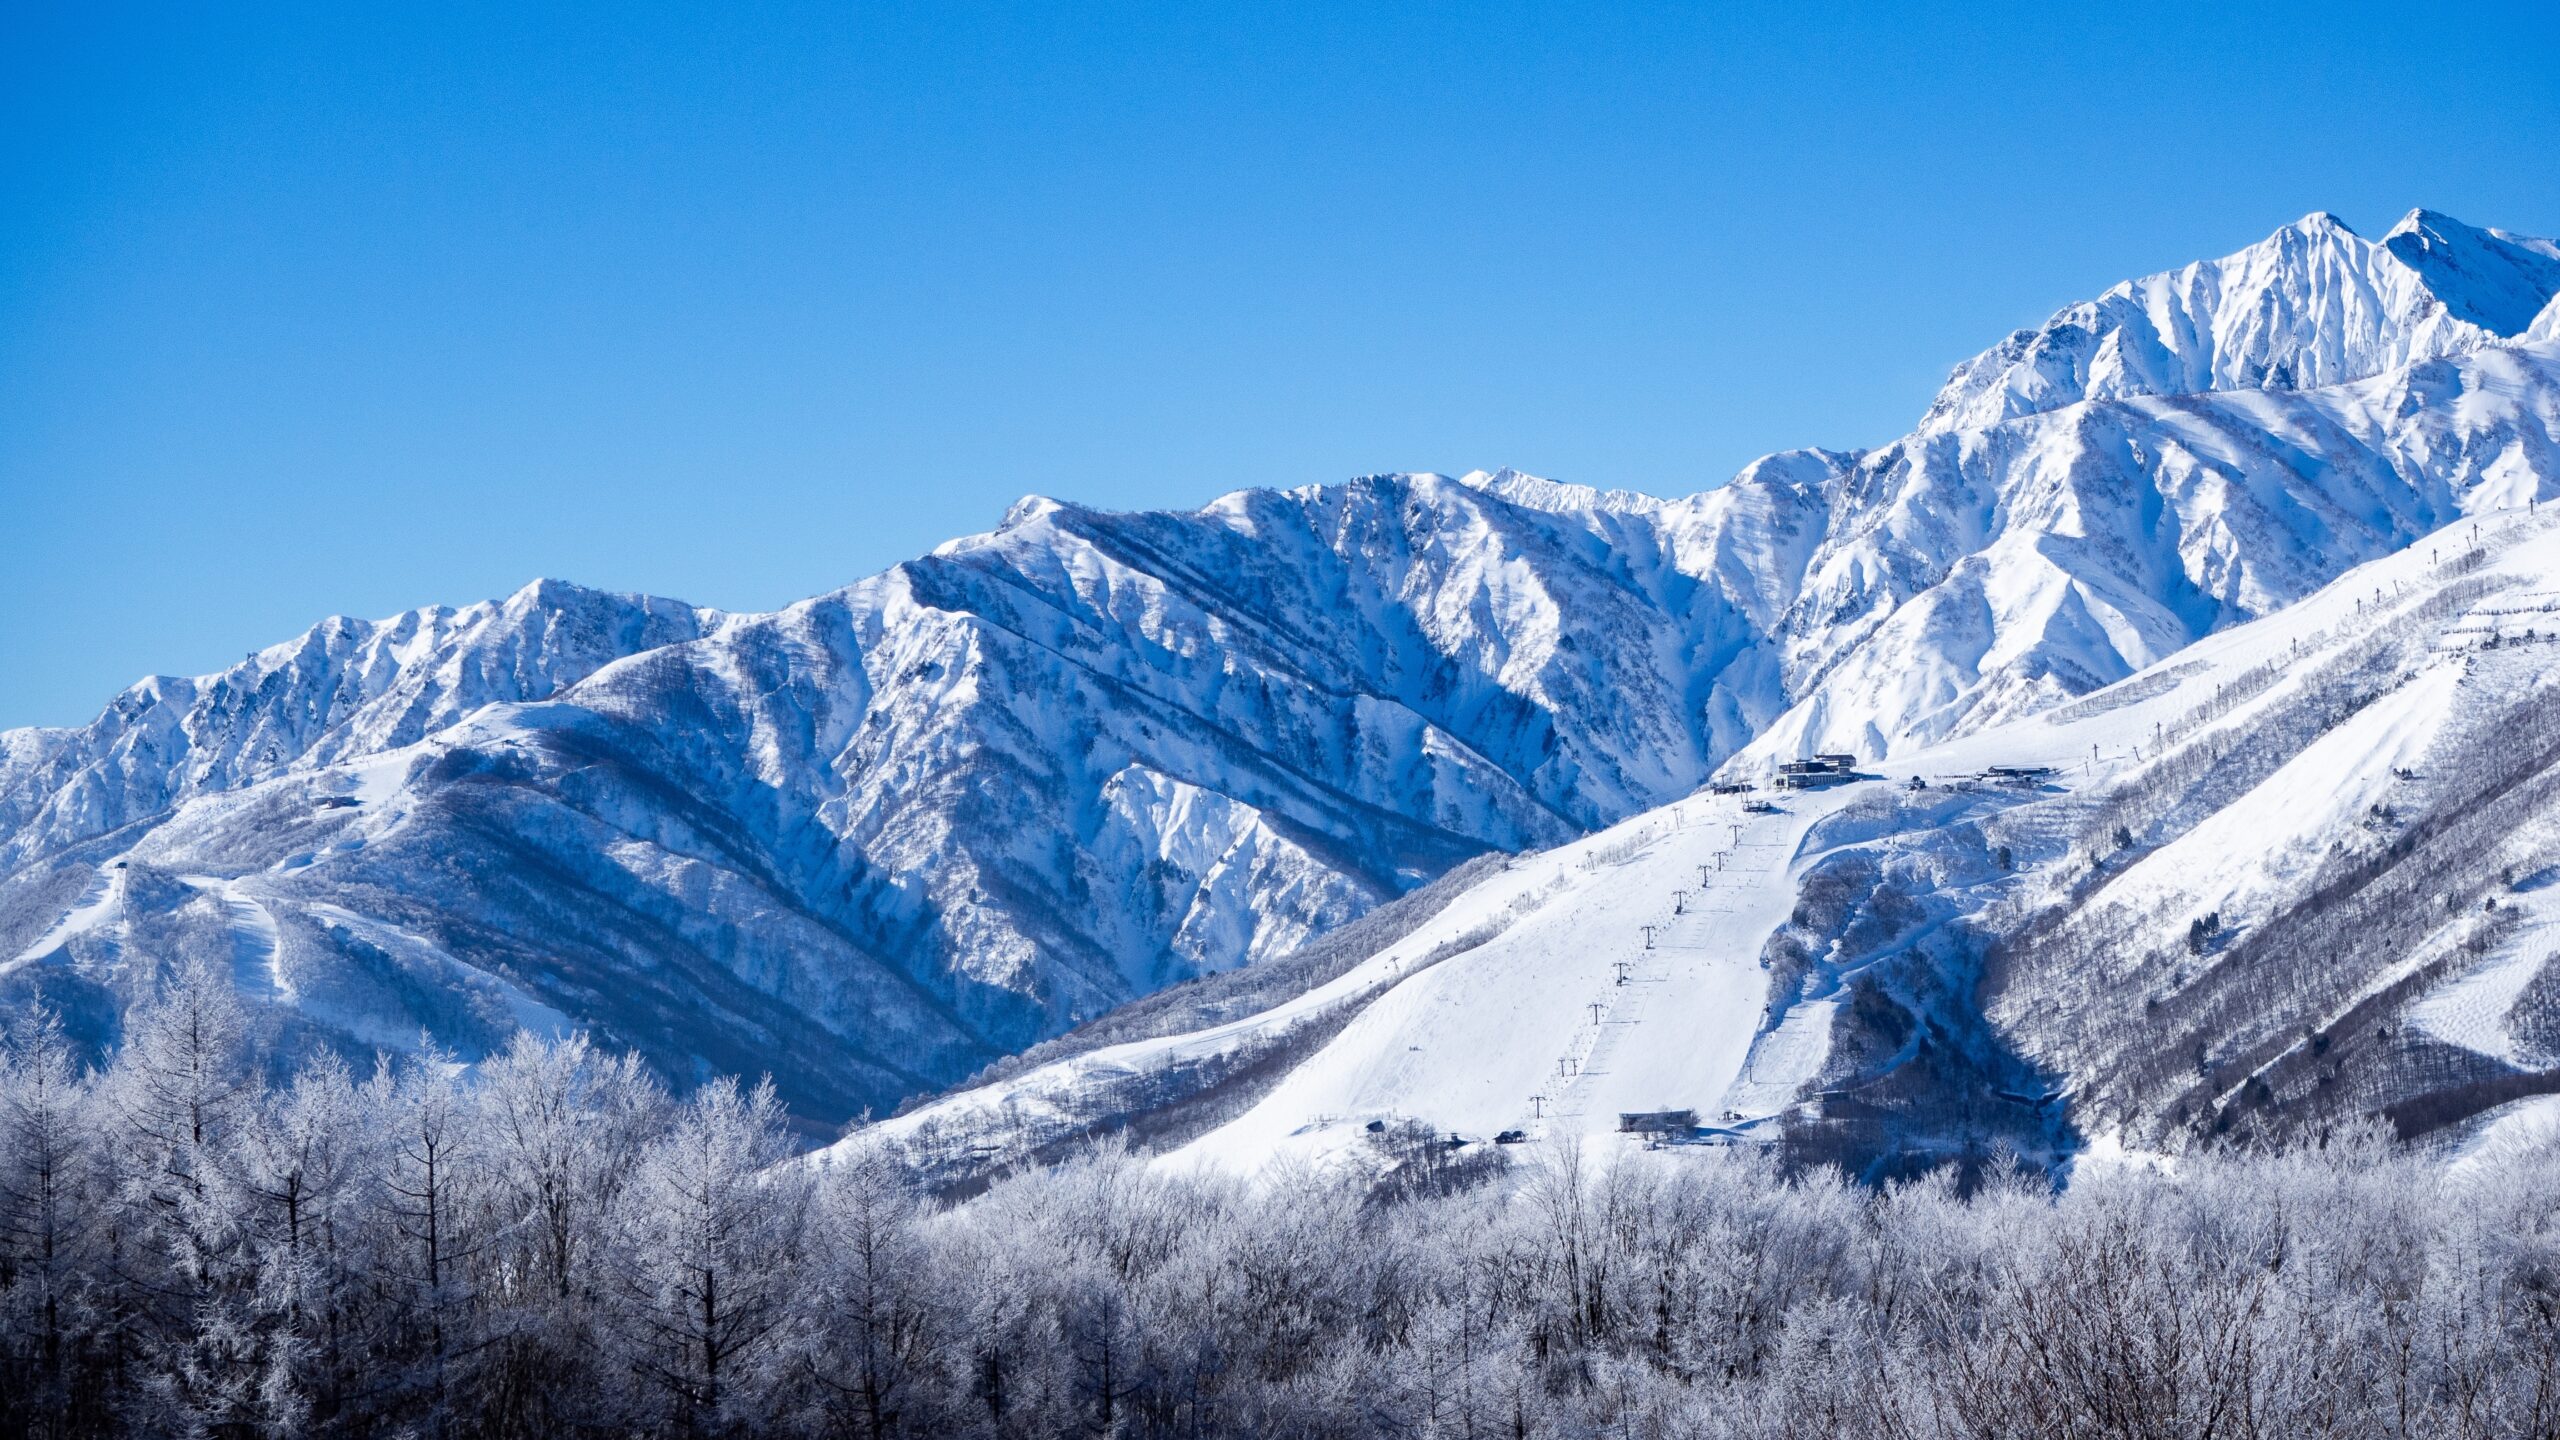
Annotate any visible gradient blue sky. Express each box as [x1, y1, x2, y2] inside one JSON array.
[[5, 2, 2558, 728]]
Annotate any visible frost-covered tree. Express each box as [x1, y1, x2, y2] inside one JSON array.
[[478, 1030, 663, 1305], [367, 1043, 484, 1425], [231, 1050, 374, 1431], [11, 1004, 2560, 1438], [612, 1076, 811, 1436], [470, 1029, 664, 1431], [799, 1149, 944, 1438], [0, 1006, 102, 1436], [101, 958, 266, 1438]]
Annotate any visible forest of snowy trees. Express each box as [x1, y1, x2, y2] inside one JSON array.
[[7, 960, 2560, 1438]]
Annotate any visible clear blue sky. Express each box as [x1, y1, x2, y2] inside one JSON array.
[[5, 2, 2558, 728]]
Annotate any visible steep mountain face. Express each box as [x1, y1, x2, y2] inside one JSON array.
[[1748, 337, 2560, 760], [2383, 209, 2560, 336], [5, 207, 2560, 1134]]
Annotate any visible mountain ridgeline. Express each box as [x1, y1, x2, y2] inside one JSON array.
[[5, 207, 2559, 1134]]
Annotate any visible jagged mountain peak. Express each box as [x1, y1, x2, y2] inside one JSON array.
[[1730, 448, 1862, 491], [1917, 208, 2560, 437], [1451, 467, 1669, 515], [992, 493, 1070, 532], [0, 580, 720, 869], [2381, 207, 2560, 336]]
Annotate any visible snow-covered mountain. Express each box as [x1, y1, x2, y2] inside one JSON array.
[[6, 207, 2559, 1136], [1749, 208, 2560, 760], [857, 501, 2560, 1183], [0, 475, 1830, 1126]]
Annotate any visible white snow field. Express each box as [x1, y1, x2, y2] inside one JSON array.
[[834, 790, 1832, 1177], [2451, 1094, 2560, 1181], [845, 771, 1957, 1178]]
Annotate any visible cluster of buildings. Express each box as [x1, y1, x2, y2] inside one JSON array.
[[1774, 753, 1862, 790]]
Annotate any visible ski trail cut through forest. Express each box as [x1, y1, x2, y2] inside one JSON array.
[[181, 875, 290, 1003]]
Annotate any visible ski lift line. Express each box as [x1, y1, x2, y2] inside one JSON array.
[[1518, 806, 1831, 1136]]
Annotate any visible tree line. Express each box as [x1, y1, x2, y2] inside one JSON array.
[[7, 959, 2560, 1438]]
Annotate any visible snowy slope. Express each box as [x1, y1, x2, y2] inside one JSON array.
[[7, 208, 2560, 1136], [1978, 508, 2560, 1151]]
